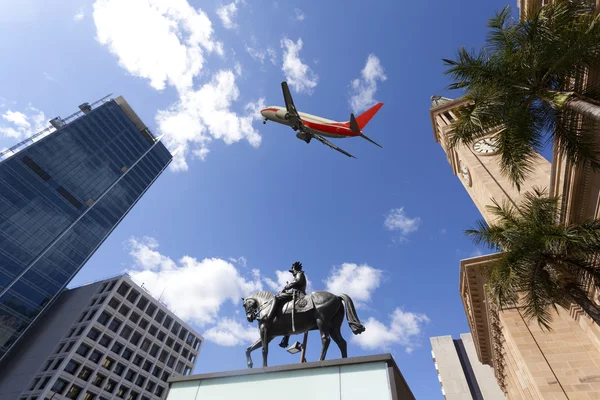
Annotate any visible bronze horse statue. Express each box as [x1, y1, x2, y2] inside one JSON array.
[[242, 290, 365, 368]]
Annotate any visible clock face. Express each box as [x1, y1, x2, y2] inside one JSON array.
[[459, 160, 471, 187], [473, 137, 500, 155]]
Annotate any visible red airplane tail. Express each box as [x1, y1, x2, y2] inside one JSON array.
[[355, 102, 383, 130]]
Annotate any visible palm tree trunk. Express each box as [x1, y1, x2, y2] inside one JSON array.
[[563, 95, 600, 122], [565, 284, 600, 325]]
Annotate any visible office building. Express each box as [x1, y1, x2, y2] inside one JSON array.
[[430, 334, 504, 400], [166, 354, 415, 400], [0, 274, 202, 400], [0, 96, 173, 362]]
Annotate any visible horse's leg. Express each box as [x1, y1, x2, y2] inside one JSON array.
[[315, 317, 331, 361], [246, 338, 262, 369], [260, 324, 269, 368], [330, 307, 347, 358]]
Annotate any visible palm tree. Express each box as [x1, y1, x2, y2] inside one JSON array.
[[468, 188, 600, 329], [444, 1, 600, 189]]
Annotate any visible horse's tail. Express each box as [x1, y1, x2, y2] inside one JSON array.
[[339, 294, 366, 335]]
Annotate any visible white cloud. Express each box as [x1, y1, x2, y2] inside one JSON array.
[[216, 2, 238, 29], [384, 208, 420, 235], [94, 0, 264, 170], [93, 0, 223, 92], [157, 70, 265, 171], [74, 7, 84, 21], [267, 47, 277, 65], [280, 37, 318, 94], [246, 44, 276, 66], [234, 62, 242, 76], [324, 263, 383, 303], [3, 110, 30, 128], [352, 308, 429, 353], [126, 237, 262, 326], [43, 72, 57, 82], [0, 107, 47, 139], [203, 318, 258, 346], [349, 54, 386, 112], [292, 8, 304, 21]]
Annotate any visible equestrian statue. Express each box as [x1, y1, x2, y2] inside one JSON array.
[[242, 261, 365, 368]]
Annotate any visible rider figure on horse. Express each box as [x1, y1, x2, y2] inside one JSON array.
[[266, 261, 307, 348]]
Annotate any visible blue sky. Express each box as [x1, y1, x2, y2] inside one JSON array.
[[0, 0, 516, 397]]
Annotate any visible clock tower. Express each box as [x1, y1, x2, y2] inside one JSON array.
[[429, 96, 551, 224]]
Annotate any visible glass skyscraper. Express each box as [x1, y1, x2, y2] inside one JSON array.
[[0, 96, 172, 362]]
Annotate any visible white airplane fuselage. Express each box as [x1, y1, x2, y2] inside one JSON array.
[[260, 106, 359, 139]]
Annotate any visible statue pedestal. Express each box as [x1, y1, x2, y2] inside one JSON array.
[[167, 354, 415, 400]]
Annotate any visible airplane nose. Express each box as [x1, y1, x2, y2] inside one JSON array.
[[260, 109, 267, 118]]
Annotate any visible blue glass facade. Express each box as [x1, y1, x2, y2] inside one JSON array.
[[0, 99, 172, 361]]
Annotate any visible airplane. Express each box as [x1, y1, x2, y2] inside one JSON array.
[[260, 82, 383, 158]]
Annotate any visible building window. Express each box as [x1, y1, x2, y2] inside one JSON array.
[[157, 331, 165, 342], [188, 354, 195, 363], [140, 339, 151, 352], [126, 290, 140, 304], [53, 358, 64, 370], [92, 374, 106, 388], [21, 155, 51, 181], [159, 350, 168, 363], [76, 344, 91, 357], [193, 338, 201, 351], [99, 335, 112, 348], [130, 312, 140, 324], [118, 305, 131, 317], [130, 331, 142, 346], [142, 360, 152, 372], [122, 348, 133, 361], [87, 328, 101, 341], [109, 298, 121, 310], [152, 366, 162, 378], [167, 355, 176, 368], [78, 312, 88, 323], [155, 386, 165, 397], [65, 385, 82, 399], [87, 310, 97, 321], [120, 325, 133, 340], [145, 381, 155, 392], [114, 363, 126, 376], [83, 392, 96, 400], [67, 328, 76, 338], [108, 318, 122, 333], [64, 360, 80, 375], [100, 282, 109, 293], [97, 312, 111, 326], [117, 282, 130, 297], [149, 344, 159, 357], [182, 348, 189, 358], [76, 326, 86, 336], [170, 322, 180, 336], [104, 380, 117, 393], [102, 357, 115, 370], [145, 304, 157, 318], [125, 369, 136, 382], [165, 337, 174, 348], [173, 343, 181, 353], [107, 281, 117, 292], [184, 366, 192, 376], [89, 350, 103, 363], [56, 186, 83, 209], [148, 326, 158, 337], [138, 319, 148, 330], [97, 296, 107, 305], [89, 298, 97, 307], [162, 316, 173, 330], [78, 367, 93, 381], [136, 297, 149, 312], [39, 377, 51, 390], [42, 359, 53, 371], [51, 379, 69, 394], [161, 371, 170, 382], [128, 391, 139, 400], [65, 342, 75, 352], [178, 328, 188, 341], [155, 310, 165, 324], [175, 361, 184, 374], [134, 375, 146, 388], [132, 354, 143, 367], [116, 386, 128, 399], [111, 342, 124, 355]]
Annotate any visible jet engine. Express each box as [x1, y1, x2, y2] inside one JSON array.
[[275, 109, 290, 120], [296, 132, 311, 143]]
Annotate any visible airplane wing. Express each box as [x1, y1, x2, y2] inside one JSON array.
[[309, 132, 357, 159], [281, 82, 305, 129]]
